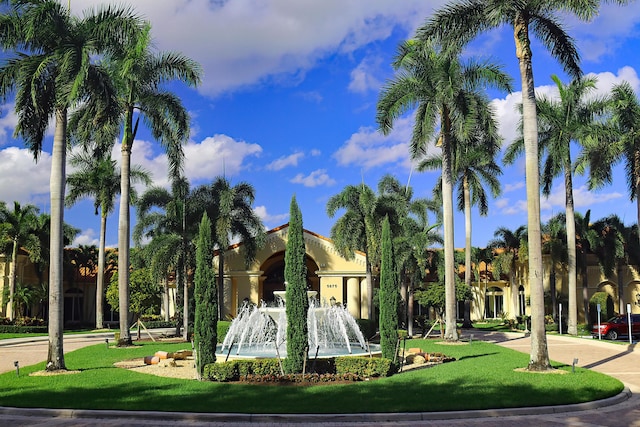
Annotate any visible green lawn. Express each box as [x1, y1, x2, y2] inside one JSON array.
[[0, 338, 623, 414]]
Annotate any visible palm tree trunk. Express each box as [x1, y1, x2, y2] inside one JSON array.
[[47, 108, 67, 371], [117, 122, 133, 346], [635, 150, 640, 249], [95, 213, 107, 329], [515, 14, 550, 370], [8, 238, 17, 321], [441, 114, 458, 340], [408, 276, 415, 337], [162, 278, 170, 322], [564, 167, 578, 335], [218, 253, 225, 320], [183, 257, 188, 341], [462, 175, 473, 328], [365, 255, 374, 321]]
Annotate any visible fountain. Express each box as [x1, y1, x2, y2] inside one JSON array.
[[220, 290, 377, 358]]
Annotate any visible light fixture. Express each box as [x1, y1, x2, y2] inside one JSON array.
[[105, 338, 109, 349], [330, 296, 336, 306], [635, 293, 640, 307], [14, 361, 19, 377]]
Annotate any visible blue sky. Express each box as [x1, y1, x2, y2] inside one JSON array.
[[1, 0, 640, 250]]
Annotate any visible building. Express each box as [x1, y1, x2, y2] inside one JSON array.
[[3, 223, 640, 326]]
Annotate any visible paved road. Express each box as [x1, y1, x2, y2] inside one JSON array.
[[1, 331, 640, 426]]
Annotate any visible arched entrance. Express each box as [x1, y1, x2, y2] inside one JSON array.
[[260, 251, 320, 303]]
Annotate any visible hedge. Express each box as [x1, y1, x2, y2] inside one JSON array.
[[203, 356, 394, 382]]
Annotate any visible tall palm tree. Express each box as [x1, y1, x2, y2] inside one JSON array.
[[377, 39, 512, 340], [192, 177, 265, 320], [134, 177, 198, 341], [419, 0, 631, 369], [73, 25, 202, 345], [66, 151, 150, 328], [419, 104, 502, 302], [489, 225, 528, 317], [506, 74, 607, 335], [0, 201, 39, 320], [0, 0, 142, 370], [579, 82, 640, 249]]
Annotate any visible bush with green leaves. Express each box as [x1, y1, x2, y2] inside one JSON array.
[[283, 195, 308, 374], [194, 213, 218, 378], [106, 268, 161, 319], [379, 216, 399, 361]]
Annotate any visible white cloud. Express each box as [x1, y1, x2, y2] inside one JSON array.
[[266, 152, 305, 171], [541, 185, 623, 211], [184, 135, 262, 182], [570, 3, 640, 62], [254, 205, 288, 225], [310, 149, 321, 156], [495, 197, 528, 215], [110, 135, 262, 190], [72, 229, 99, 247], [75, 0, 448, 96], [348, 56, 383, 93], [0, 147, 51, 206], [334, 116, 426, 170], [503, 181, 525, 193], [290, 169, 336, 187]]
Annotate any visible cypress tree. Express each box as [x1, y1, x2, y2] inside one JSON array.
[[379, 215, 399, 361], [194, 213, 218, 379], [283, 195, 308, 374]]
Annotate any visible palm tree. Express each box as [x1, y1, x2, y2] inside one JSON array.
[[542, 213, 569, 320], [0, 201, 39, 320], [134, 177, 199, 341], [579, 82, 640, 249], [66, 151, 150, 328], [0, 0, 142, 370], [377, 39, 512, 340], [506, 75, 607, 335], [575, 210, 597, 318], [326, 176, 405, 320], [419, 104, 502, 304], [590, 215, 640, 312], [489, 225, 528, 318], [73, 25, 202, 345], [418, 0, 631, 369], [192, 177, 265, 320]]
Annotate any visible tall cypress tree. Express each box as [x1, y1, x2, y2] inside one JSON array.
[[194, 213, 218, 379], [283, 195, 308, 374], [379, 215, 399, 361]]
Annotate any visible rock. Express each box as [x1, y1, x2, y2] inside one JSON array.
[[155, 351, 169, 359], [159, 358, 177, 368], [169, 350, 193, 360], [144, 356, 160, 365], [407, 347, 422, 354], [412, 355, 426, 365]]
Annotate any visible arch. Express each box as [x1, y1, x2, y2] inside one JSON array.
[[626, 280, 640, 312], [260, 251, 319, 303], [518, 285, 526, 316]]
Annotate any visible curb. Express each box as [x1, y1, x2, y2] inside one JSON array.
[[0, 387, 631, 424]]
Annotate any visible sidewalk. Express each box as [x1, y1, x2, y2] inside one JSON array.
[[1, 330, 639, 426]]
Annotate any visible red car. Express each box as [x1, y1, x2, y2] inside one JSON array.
[[592, 314, 640, 340]]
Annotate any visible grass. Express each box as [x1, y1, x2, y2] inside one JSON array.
[[0, 338, 623, 414]]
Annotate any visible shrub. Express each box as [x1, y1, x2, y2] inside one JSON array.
[[335, 356, 394, 377]]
